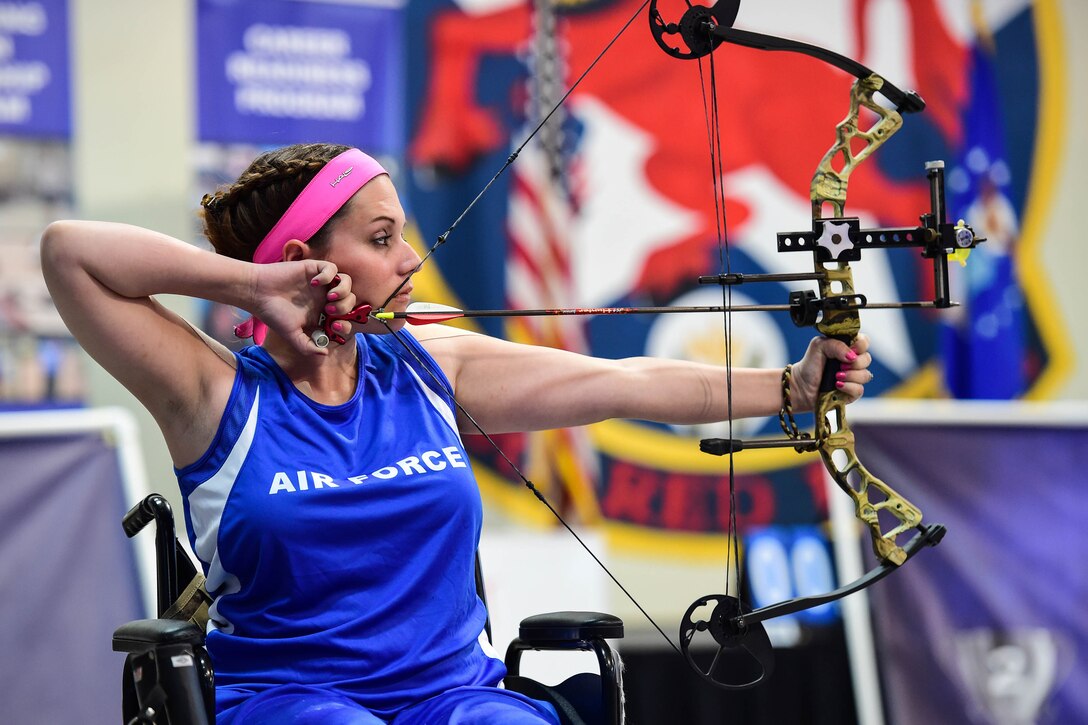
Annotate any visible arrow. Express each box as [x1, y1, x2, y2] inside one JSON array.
[[373, 301, 799, 325], [373, 299, 954, 326]]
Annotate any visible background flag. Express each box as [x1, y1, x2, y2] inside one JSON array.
[[942, 37, 1026, 399]]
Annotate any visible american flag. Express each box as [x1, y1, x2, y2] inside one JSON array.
[[502, 1, 601, 523]]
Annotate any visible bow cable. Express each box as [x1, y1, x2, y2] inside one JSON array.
[[699, 28, 746, 620]]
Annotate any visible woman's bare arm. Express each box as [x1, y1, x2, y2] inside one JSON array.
[[414, 327, 869, 434], [40, 220, 337, 464]]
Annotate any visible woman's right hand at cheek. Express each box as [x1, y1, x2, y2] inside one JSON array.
[[251, 260, 340, 354], [318, 272, 362, 341]]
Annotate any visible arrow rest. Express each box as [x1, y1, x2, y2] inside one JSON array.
[[679, 594, 774, 690]]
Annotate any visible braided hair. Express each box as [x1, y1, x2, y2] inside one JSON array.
[[200, 143, 351, 261]]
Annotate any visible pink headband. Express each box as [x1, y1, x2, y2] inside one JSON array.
[[234, 148, 388, 343]]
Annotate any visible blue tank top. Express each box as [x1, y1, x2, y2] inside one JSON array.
[[175, 332, 505, 717]]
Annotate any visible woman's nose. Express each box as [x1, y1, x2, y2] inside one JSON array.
[[400, 238, 422, 272]]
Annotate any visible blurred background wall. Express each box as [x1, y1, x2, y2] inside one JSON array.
[[1, 0, 1084, 722], [60, 0, 1088, 482]]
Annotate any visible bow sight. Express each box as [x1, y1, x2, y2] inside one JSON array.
[[698, 161, 985, 337]]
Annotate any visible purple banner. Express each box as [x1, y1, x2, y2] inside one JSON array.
[[855, 410, 1087, 723], [0, 0, 70, 138], [0, 414, 144, 723], [196, 0, 404, 152]]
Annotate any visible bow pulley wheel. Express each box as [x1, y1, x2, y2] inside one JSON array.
[[679, 593, 775, 690], [649, 0, 739, 59]]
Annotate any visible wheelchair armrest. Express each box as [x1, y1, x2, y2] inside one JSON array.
[[506, 613, 625, 725], [112, 618, 205, 653], [517, 611, 624, 645]]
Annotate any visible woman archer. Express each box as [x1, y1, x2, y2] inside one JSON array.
[[40, 143, 872, 724]]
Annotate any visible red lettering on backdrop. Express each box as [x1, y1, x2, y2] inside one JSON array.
[[601, 461, 659, 523], [603, 461, 778, 533], [714, 475, 776, 532], [661, 473, 713, 530], [464, 431, 527, 467], [802, 460, 830, 517]]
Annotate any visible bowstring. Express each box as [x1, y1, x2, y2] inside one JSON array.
[[696, 29, 741, 601]]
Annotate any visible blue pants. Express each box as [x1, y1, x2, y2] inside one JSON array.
[[220, 683, 561, 724]]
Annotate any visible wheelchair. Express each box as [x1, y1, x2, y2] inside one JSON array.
[[113, 494, 625, 725]]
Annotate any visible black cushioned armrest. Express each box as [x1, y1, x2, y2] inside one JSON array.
[[112, 618, 205, 653], [518, 611, 624, 643]]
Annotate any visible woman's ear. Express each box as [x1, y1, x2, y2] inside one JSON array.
[[282, 239, 308, 261]]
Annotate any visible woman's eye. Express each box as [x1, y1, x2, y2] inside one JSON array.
[[373, 235, 391, 246]]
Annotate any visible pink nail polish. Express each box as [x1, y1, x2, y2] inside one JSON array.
[[836, 381, 845, 389], [311, 278, 321, 287], [327, 292, 339, 301], [846, 350, 858, 361], [326, 304, 337, 314], [836, 371, 847, 380], [331, 321, 344, 332]]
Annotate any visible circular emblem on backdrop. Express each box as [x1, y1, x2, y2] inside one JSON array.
[[644, 287, 788, 441]]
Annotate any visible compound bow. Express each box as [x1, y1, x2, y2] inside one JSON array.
[[647, 0, 981, 688], [378, 0, 983, 692]]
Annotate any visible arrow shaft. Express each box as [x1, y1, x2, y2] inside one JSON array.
[[387, 304, 792, 322], [377, 299, 952, 324]]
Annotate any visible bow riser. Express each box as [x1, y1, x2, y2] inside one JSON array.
[[812, 75, 904, 218], [816, 394, 923, 566], [809, 75, 929, 567], [813, 259, 924, 567]]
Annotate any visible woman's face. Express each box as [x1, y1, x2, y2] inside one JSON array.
[[319, 175, 420, 333]]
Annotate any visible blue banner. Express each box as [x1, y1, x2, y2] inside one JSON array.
[[0, 0, 70, 138], [196, 0, 404, 152]]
